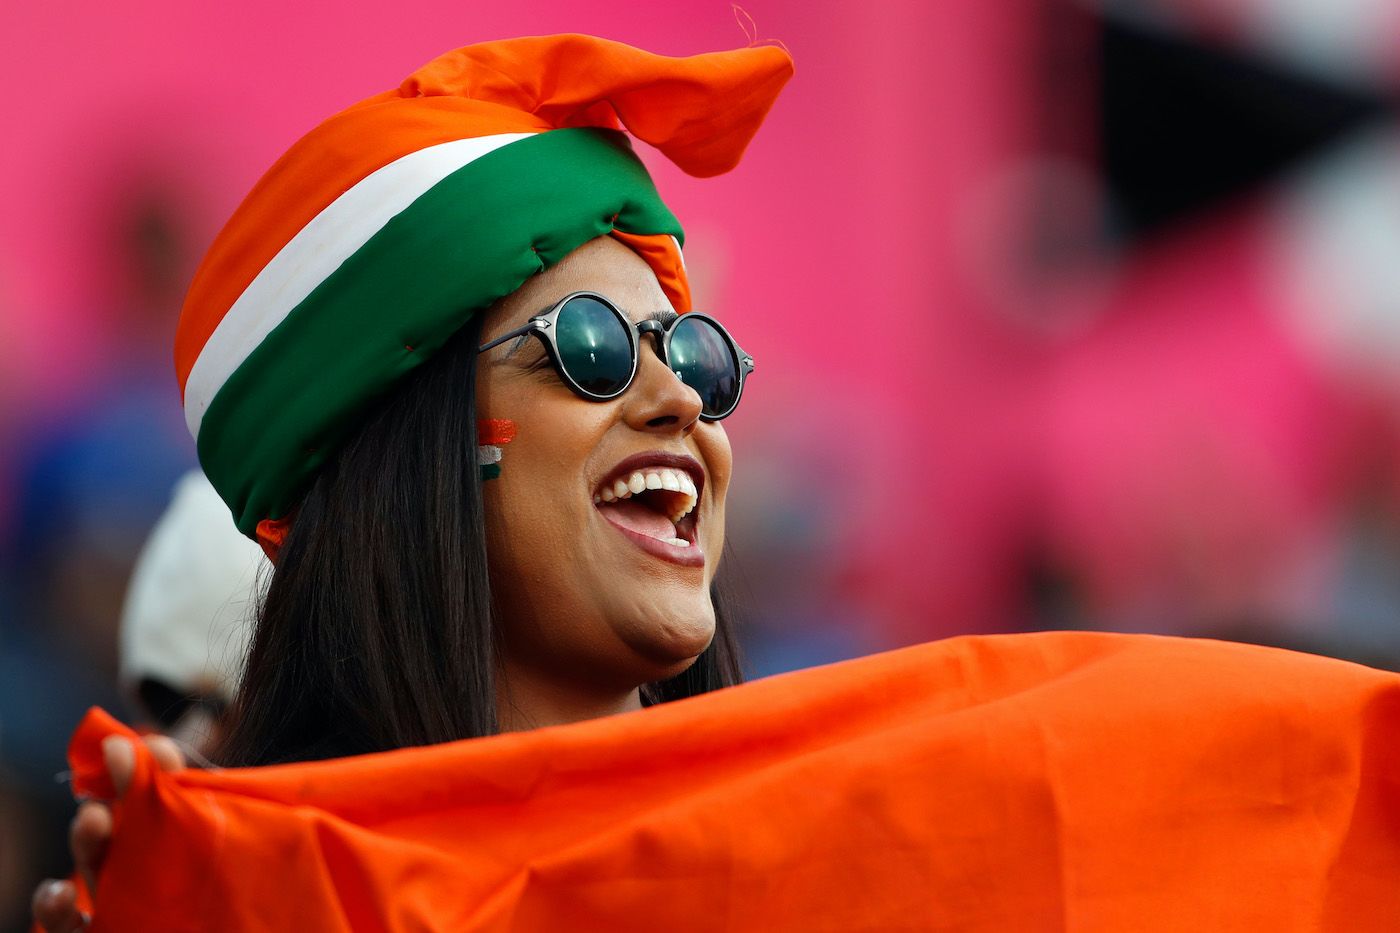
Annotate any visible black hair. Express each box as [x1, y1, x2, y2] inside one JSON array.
[[217, 315, 743, 767]]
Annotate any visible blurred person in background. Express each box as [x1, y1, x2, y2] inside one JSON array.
[[117, 469, 264, 755]]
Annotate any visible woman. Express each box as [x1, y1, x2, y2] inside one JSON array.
[[221, 234, 747, 765], [35, 33, 792, 928], [40, 30, 1400, 933]]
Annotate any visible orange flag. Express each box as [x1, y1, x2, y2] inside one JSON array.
[[70, 632, 1400, 930]]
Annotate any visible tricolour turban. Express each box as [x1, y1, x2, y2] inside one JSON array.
[[174, 35, 793, 536]]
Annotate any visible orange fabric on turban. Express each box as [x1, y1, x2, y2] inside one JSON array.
[[70, 632, 1400, 930]]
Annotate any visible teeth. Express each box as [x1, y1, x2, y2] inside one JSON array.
[[663, 536, 691, 548], [595, 466, 700, 522]]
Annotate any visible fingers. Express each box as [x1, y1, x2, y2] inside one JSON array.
[[99, 733, 185, 800], [32, 878, 88, 932], [143, 733, 187, 773], [36, 733, 179, 933], [70, 800, 112, 901], [101, 736, 135, 797]]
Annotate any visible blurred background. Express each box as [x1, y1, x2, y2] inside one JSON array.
[[7, 0, 1400, 924]]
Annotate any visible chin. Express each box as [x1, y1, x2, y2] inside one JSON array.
[[620, 608, 716, 673], [650, 652, 706, 684]]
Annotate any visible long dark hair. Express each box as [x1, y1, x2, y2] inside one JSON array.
[[217, 315, 743, 767]]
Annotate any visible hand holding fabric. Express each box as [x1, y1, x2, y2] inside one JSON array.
[[31, 734, 185, 933]]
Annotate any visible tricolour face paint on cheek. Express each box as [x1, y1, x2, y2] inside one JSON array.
[[477, 419, 518, 480]]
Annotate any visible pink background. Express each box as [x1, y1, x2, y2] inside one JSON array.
[[5, 0, 1400, 676]]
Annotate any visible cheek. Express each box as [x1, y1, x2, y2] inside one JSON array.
[[480, 419, 539, 557], [479, 405, 608, 579], [481, 429, 590, 647], [699, 426, 733, 538], [483, 425, 576, 545]]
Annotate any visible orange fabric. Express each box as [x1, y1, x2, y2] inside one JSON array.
[[175, 36, 792, 392], [610, 230, 693, 313], [70, 631, 1400, 931], [254, 515, 291, 564]]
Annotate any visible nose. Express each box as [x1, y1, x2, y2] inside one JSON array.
[[622, 329, 702, 436]]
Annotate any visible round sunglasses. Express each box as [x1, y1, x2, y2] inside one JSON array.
[[477, 291, 754, 421]]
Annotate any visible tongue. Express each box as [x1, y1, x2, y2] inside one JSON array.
[[597, 499, 677, 540]]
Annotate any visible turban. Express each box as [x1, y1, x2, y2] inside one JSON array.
[[174, 35, 793, 536]]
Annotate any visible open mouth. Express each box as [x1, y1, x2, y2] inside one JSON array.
[[592, 456, 704, 566]]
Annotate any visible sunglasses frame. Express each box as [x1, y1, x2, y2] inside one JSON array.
[[477, 291, 754, 421]]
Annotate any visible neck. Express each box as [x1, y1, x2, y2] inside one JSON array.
[[495, 660, 643, 733]]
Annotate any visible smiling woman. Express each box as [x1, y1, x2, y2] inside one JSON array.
[[32, 33, 791, 930], [476, 242, 737, 723], [203, 37, 790, 759], [220, 237, 750, 766]]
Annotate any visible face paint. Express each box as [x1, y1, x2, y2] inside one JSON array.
[[476, 419, 518, 480]]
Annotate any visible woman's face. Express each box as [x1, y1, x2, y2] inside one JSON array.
[[476, 237, 731, 699]]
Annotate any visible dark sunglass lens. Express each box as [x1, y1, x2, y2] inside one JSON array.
[[669, 316, 741, 417], [555, 296, 634, 396]]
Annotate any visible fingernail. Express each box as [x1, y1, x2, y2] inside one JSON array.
[[39, 878, 65, 904]]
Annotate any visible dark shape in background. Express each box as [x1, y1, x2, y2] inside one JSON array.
[[1100, 14, 1396, 241]]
